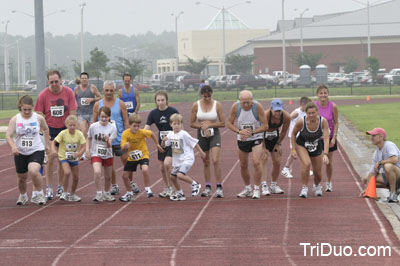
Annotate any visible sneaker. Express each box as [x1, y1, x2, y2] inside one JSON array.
[[325, 182, 333, 192], [281, 167, 293, 179], [201, 187, 212, 197], [215, 187, 224, 198], [31, 194, 46, 205], [252, 189, 261, 199], [80, 153, 87, 161], [110, 184, 120, 195], [130, 182, 140, 194], [170, 192, 186, 201], [388, 192, 399, 203], [119, 193, 134, 202], [103, 193, 116, 202], [191, 182, 202, 196], [56, 185, 64, 197], [237, 188, 252, 198], [46, 188, 53, 201], [16, 194, 28, 205], [147, 191, 154, 198], [261, 185, 271, 196], [158, 187, 170, 198], [60, 192, 69, 201], [270, 185, 284, 194], [68, 194, 81, 202], [313, 184, 323, 197], [93, 194, 103, 202], [309, 170, 314, 176], [43, 152, 47, 164], [299, 186, 308, 198]]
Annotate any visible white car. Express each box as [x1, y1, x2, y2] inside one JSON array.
[[24, 80, 37, 91], [384, 68, 400, 84]]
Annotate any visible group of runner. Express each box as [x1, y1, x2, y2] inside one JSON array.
[[5, 70, 339, 205]]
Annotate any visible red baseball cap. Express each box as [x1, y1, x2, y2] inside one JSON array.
[[366, 128, 386, 138]]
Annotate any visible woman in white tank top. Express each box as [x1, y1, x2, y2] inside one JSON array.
[[190, 85, 225, 198], [5, 95, 51, 205]]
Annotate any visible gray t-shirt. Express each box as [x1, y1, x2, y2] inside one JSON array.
[[88, 121, 117, 159], [370, 141, 400, 173]]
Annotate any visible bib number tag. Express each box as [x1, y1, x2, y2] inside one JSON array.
[[170, 139, 182, 154], [200, 128, 214, 137], [65, 152, 76, 160], [96, 144, 107, 156], [129, 150, 143, 161], [241, 122, 254, 132], [160, 130, 171, 140], [50, 106, 64, 117], [265, 130, 278, 140], [21, 136, 34, 147], [125, 101, 133, 110], [305, 140, 319, 153], [80, 98, 90, 106]]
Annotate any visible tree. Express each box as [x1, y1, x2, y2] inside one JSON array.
[[225, 54, 255, 74], [343, 56, 359, 73], [181, 56, 211, 74], [111, 57, 147, 80], [85, 47, 110, 80], [366, 56, 380, 82], [290, 51, 324, 70]]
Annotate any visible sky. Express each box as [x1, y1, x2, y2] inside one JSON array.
[[0, 0, 390, 36]]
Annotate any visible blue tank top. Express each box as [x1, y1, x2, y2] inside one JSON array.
[[121, 86, 137, 115], [98, 98, 124, 145]]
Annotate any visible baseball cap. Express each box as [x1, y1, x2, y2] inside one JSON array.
[[271, 99, 283, 111], [366, 128, 386, 138]]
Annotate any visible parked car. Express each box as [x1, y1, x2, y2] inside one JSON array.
[[384, 68, 400, 84], [227, 74, 270, 90], [160, 71, 189, 91], [328, 73, 348, 86], [278, 74, 300, 88], [205, 76, 218, 87], [150, 74, 161, 90], [376, 68, 387, 84], [24, 80, 37, 91], [178, 74, 208, 90], [215, 75, 228, 89], [133, 80, 152, 92], [89, 79, 105, 89]]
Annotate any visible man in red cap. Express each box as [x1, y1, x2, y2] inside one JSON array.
[[362, 128, 400, 202]]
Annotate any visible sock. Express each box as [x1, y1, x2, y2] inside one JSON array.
[[32, 191, 38, 197], [271, 181, 277, 187], [38, 190, 44, 196], [104, 191, 111, 195], [145, 187, 152, 193], [112, 184, 118, 187], [245, 185, 251, 191], [22, 192, 27, 197], [254, 185, 260, 190], [97, 191, 102, 196], [130, 181, 135, 185], [302, 185, 308, 189], [216, 183, 222, 188], [261, 181, 267, 186], [206, 183, 211, 188], [192, 181, 198, 185], [178, 189, 184, 194], [46, 184, 52, 189], [127, 191, 134, 195]]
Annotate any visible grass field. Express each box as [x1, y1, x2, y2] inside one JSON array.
[[340, 102, 400, 147]]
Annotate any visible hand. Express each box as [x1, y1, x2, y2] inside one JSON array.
[[359, 190, 366, 197], [291, 150, 297, 159], [157, 144, 165, 153], [330, 138, 336, 148], [200, 121, 211, 130], [200, 151, 206, 160], [202, 129, 211, 137], [323, 154, 329, 165], [12, 146, 19, 156], [104, 135, 109, 142], [260, 149, 268, 161], [374, 162, 380, 174], [240, 128, 252, 141], [274, 144, 282, 156], [123, 143, 130, 150], [45, 147, 50, 156], [86, 151, 91, 160]]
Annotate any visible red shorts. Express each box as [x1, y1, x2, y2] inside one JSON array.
[[91, 156, 113, 167]]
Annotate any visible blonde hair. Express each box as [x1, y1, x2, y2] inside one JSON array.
[[65, 115, 78, 125], [170, 113, 183, 123], [129, 113, 141, 124]]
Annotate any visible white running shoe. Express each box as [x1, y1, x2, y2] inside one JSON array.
[[191, 182, 201, 196], [46, 187, 53, 201], [56, 185, 64, 197], [201, 187, 212, 197], [110, 184, 120, 195], [103, 193, 116, 202], [325, 182, 333, 192], [313, 184, 323, 197], [130, 182, 140, 194], [261, 185, 271, 196], [16, 194, 28, 205], [252, 189, 261, 199], [119, 193, 134, 202], [237, 188, 252, 198], [158, 187, 170, 198], [31, 194, 46, 205], [170, 192, 186, 201], [281, 167, 293, 178], [215, 187, 224, 198], [68, 194, 81, 202], [60, 192, 69, 201], [299, 186, 308, 198], [93, 194, 103, 202], [270, 185, 284, 194]]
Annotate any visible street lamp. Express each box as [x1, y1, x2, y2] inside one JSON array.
[[12, 9, 66, 18], [282, 0, 286, 84], [171, 11, 184, 72], [295, 8, 309, 53], [196, 1, 251, 75], [80, 3, 87, 73], [45, 47, 51, 68], [112, 45, 137, 60], [2, 20, 10, 92]]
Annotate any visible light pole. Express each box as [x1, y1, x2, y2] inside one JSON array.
[[282, 0, 286, 84], [295, 8, 309, 53], [12, 9, 66, 18], [45, 47, 51, 69], [112, 45, 137, 60], [196, 1, 251, 75], [16, 40, 21, 85], [2, 20, 10, 92], [80, 3, 86, 73], [171, 11, 184, 72]]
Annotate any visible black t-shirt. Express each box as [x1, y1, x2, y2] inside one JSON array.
[[146, 106, 179, 142]]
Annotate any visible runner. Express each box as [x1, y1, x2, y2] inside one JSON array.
[[118, 73, 140, 116]]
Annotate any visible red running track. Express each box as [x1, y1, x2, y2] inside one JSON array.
[[0, 99, 399, 266]]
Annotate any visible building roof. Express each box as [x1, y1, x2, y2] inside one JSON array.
[[206, 9, 250, 30], [251, 0, 400, 42]]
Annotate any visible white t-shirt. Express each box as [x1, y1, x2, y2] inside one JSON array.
[[88, 121, 117, 159], [165, 130, 198, 167], [15, 112, 44, 155], [370, 141, 400, 173]]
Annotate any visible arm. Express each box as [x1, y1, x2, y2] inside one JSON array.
[[91, 85, 102, 103], [227, 103, 238, 133], [144, 125, 151, 130], [190, 102, 201, 129], [151, 131, 164, 153], [321, 118, 330, 165], [278, 111, 291, 144], [86, 137, 92, 159], [38, 115, 51, 155], [331, 103, 339, 146], [5, 116, 18, 155], [76, 142, 86, 158], [290, 110, 299, 120], [92, 102, 99, 123], [290, 119, 303, 159], [120, 100, 130, 129], [134, 88, 140, 113], [253, 103, 268, 135], [195, 143, 206, 159]]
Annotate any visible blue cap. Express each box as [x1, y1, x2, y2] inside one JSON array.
[[271, 99, 283, 111]]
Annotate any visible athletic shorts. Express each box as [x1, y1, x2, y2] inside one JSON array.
[[60, 160, 79, 167], [112, 145, 127, 157], [264, 136, 279, 152], [77, 113, 93, 124], [14, 150, 45, 174], [49, 126, 66, 141], [381, 170, 400, 191], [158, 146, 172, 161], [237, 139, 263, 153], [171, 164, 193, 176], [321, 138, 338, 152], [197, 128, 221, 152], [91, 156, 113, 167], [296, 138, 323, 157], [124, 158, 149, 172]]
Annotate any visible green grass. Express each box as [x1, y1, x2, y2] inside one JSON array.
[[340, 102, 400, 147], [0, 110, 18, 120]]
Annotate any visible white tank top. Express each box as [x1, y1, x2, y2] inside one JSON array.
[[15, 112, 45, 155], [196, 100, 218, 121], [288, 107, 306, 137], [237, 105, 263, 141]]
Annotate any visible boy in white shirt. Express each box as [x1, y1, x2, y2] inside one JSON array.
[[162, 114, 205, 201]]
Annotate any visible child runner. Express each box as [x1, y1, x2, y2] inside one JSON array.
[[86, 106, 117, 202], [52, 115, 86, 202], [162, 114, 205, 201], [119, 113, 164, 201]]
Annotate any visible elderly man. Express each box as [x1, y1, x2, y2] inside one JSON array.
[[362, 128, 400, 202], [227, 90, 268, 199], [34, 70, 77, 200], [93, 81, 130, 195]]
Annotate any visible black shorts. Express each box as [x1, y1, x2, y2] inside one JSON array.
[[321, 138, 338, 152], [49, 126, 66, 142], [382, 172, 400, 191], [264, 136, 279, 152], [158, 146, 172, 161], [112, 145, 127, 157], [237, 139, 263, 153], [123, 158, 149, 172], [14, 150, 45, 174], [197, 128, 221, 152], [296, 138, 323, 157]]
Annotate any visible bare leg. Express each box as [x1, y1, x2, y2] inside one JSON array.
[[61, 162, 71, 192], [271, 151, 282, 182], [170, 175, 180, 191], [326, 152, 334, 182], [141, 165, 150, 187], [252, 144, 263, 186], [202, 151, 211, 184], [17, 173, 28, 194], [121, 171, 133, 192], [311, 155, 323, 185], [211, 146, 222, 183], [260, 150, 268, 183], [28, 162, 43, 191], [93, 162, 103, 191], [238, 150, 250, 185], [104, 166, 112, 191], [296, 145, 312, 186], [70, 165, 79, 194], [163, 156, 172, 187]]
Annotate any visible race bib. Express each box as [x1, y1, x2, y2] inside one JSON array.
[[305, 139, 319, 153], [124, 101, 134, 110], [200, 128, 214, 137], [160, 130, 171, 140], [96, 144, 108, 156], [170, 139, 182, 154], [129, 150, 143, 161], [50, 106, 64, 117], [241, 122, 254, 132], [265, 130, 278, 140], [65, 152, 76, 160], [21, 136, 34, 147], [80, 98, 90, 106]]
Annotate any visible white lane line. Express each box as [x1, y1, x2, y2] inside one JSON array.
[[338, 146, 400, 256], [282, 179, 297, 266], [170, 159, 240, 266], [0, 166, 15, 173]]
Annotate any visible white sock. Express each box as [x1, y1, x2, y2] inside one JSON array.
[[97, 191, 102, 196], [245, 185, 251, 190], [127, 191, 134, 195], [271, 181, 277, 186], [104, 191, 111, 195], [192, 181, 198, 185], [21, 192, 27, 197], [145, 187, 152, 193], [261, 181, 267, 186], [254, 185, 260, 190], [178, 189, 184, 194], [38, 190, 44, 196]]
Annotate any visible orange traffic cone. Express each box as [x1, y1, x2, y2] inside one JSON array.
[[289, 99, 293, 105], [366, 95, 371, 101], [364, 176, 377, 199]]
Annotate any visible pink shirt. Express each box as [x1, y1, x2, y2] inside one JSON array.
[[315, 100, 334, 138], [34, 86, 77, 128]]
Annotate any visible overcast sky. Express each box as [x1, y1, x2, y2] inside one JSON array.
[[1, 0, 390, 36]]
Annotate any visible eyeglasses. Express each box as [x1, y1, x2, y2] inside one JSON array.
[[49, 80, 60, 84]]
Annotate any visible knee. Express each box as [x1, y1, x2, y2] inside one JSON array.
[[72, 175, 79, 182], [212, 158, 220, 167], [384, 163, 394, 173], [303, 161, 311, 170], [203, 158, 211, 167], [94, 169, 101, 177], [240, 161, 248, 169]]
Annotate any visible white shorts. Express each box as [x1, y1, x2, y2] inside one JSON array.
[[171, 164, 193, 176]]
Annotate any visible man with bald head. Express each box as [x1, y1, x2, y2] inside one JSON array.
[[227, 90, 268, 199]]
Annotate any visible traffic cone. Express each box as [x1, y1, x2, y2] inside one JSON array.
[[364, 176, 377, 199], [289, 99, 293, 105], [366, 95, 371, 101]]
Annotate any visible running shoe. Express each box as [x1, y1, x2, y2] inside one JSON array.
[[270, 185, 284, 194], [130, 182, 140, 194], [147, 191, 155, 198], [201, 186, 212, 197], [59, 192, 69, 201], [215, 187, 224, 198], [103, 192, 116, 202], [56, 185, 64, 197], [93, 194, 103, 202], [158, 187, 170, 198], [237, 188, 252, 198], [68, 194, 82, 202], [167, 186, 174, 197], [31, 194, 46, 205], [110, 184, 120, 195], [191, 182, 201, 196], [252, 189, 261, 199], [43, 152, 47, 164], [281, 167, 293, 178], [388, 192, 399, 203], [325, 182, 333, 192], [299, 186, 308, 198], [313, 184, 323, 197], [261, 185, 271, 196], [309, 170, 314, 176], [46, 187, 53, 201], [16, 194, 28, 205], [119, 193, 134, 202], [170, 192, 186, 201]]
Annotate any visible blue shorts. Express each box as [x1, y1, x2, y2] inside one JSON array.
[[60, 160, 79, 167]]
